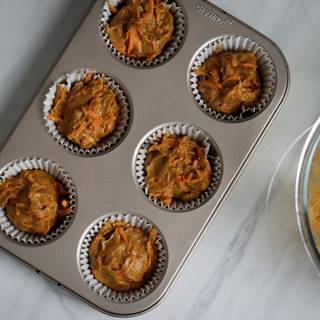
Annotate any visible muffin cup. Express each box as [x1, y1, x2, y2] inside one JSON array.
[[133, 122, 223, 211], [78, 212, 168, 303], [43, 69, 131, 156], [0, 157, 77, 245], [99, 0, 186, 68], [189, 35, 277, 122]]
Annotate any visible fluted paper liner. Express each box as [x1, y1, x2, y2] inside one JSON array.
[[99, 0, 186, 67], [0, 158, 77, 245], [133, 123, 222, 211], [190, 35, 276, 121], [43, 69, 131, 156], [78, 212, 167, 303]]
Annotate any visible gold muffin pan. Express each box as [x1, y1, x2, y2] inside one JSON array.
[[0, 0, 289, 317]]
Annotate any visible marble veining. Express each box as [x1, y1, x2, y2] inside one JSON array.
[[0, 0, 320, 319], [186, 193, 267, 320]]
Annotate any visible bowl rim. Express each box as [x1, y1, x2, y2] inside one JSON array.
[[295, 116, 320, 274]]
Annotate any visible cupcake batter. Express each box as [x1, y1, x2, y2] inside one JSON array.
[[107, 0, 174, 60], [308, 147, 320, 249], [89, 220, 157, 291], [196, 52, 261, 115], [0, 170, 71, 235], [49, 74, 119, 149], [145, 134, 212, 205]]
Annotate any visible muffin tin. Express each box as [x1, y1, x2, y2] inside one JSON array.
[[0, 0, 289, 317]]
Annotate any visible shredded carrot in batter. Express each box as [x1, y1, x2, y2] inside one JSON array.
[[48, 74, 119, 149], [145, 134, 212, 204], [107, 0, 174, 60], [196, 52, 261, 115]]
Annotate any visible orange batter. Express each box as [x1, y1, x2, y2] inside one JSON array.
[[89, 220, 157, 291], [0, 170, 71, 235], [145, 134, 212, 204], [107, 0, 174, 60], [196, 52, 261, 115], [49, 74, 119, 149]]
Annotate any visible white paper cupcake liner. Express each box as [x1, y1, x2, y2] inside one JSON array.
[[99, 0, 186, 67], [78, 212, 167, 303], [43, 69, 131, 156], [133, 122, 223, 211], [190, 35, 277, 122], [0, 157, 77, 245]]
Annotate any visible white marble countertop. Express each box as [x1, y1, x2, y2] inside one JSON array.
[[0, 0, 320, 319]]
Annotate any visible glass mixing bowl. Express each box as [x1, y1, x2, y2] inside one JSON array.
[[296, 117, 320, 274]]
